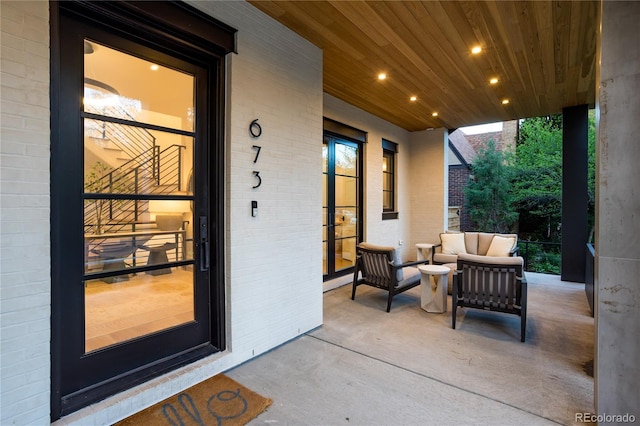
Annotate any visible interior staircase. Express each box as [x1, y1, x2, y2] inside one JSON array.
[[84, 104, 187, 272]]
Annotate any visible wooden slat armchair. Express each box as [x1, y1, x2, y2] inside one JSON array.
[[352, 242, 428, 312], [452, 253, 528, 342]]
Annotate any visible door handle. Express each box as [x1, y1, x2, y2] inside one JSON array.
[[199, 216, 209, 271]]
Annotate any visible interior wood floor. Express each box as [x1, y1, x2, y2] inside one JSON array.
[[323, 256, 355, 275], [85, 268, 194, 353]]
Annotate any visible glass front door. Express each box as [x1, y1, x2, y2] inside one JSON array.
[[83, 40, 196, 352], [51, 5, 229, 417], [323, 135, 362, 279]]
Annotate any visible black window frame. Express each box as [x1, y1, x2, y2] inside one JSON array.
[[382, 139, 398, 220], [322, 118, 365, 281]]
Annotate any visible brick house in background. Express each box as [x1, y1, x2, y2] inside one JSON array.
[[447, 120, 518, 231]]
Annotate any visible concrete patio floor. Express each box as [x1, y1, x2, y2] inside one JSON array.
[[226, 272, 595, 426]]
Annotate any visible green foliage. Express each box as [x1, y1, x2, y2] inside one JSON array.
[[464, 139, 518, 233], [85, 161, 114, 235], [84, 161, 134, 234], [520, 242, 561, 274], [85, 161, 112, 192], [587, 110, 596, 243], [462, 112, 596, 274], [511, 113, 596, 243], [512, 116, 563, 241]]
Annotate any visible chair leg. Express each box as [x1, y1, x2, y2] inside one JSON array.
[[386, 291, 393, 312], [452, 275, 459, 329], [452, 306, 457, 329], [520, 286, 527, 342], [452, 294, 457, 329], [351, 264, 359, 301]]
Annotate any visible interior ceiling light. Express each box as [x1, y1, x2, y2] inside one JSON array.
[[410, 96, 417, 102], [432, 112, 438, 117], [150, 64, 159, 71], [489, 78, 499, 85], [471, 46, 482, 54], [378, 73, 387, 80], [502, 99, 510, 105]]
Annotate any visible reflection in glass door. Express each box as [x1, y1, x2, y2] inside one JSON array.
[[323, 135, 362, 280]]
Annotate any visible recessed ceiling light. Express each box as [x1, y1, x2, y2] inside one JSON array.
[[150, 64, 159, 71], [378, 73, 387, 80], [432, 112, 438, 117], [471, 46, 482, 54], [502, 99, 510, 105], [410, 96, 417, 102], [489, 78, 499, 85]]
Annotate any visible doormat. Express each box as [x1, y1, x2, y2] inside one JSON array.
[[116, 374, 272, 426]]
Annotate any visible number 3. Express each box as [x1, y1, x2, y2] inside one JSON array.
[[252, 171, 262, 189]]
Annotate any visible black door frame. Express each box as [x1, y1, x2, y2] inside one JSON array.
[[50, 1, 235, 419], [323, 119, 365, 281]]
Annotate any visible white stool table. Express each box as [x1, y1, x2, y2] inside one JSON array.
[[416, 243, 435, 262], [418, 264, 450, 313]]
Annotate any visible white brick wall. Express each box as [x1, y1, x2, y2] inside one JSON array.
[[197, 0, 324, 356], [409, 129, 448, 249], [1, 1, 52, 425]]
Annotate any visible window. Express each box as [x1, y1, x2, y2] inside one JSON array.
[[382, 139, 398, 220]]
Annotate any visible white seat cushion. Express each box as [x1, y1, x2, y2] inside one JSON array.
[[433, 253, 458, 264], [397, 266, 420, 288]]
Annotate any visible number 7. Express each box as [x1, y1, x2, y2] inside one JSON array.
[[252, 145, 261, 163]]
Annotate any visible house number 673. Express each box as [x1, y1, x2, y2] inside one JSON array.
[[250, 120, 263, 190]]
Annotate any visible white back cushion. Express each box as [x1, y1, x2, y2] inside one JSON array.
[[440, 233, 467, 255], [486, 235, 517, 257]]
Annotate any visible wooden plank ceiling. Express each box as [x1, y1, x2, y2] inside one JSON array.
[[248, 1, 599, 131]]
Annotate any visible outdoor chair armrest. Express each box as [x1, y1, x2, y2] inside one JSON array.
[[431, 243, 442, 263], [510, 245, 519, 256], [394, 259, 429, 269]]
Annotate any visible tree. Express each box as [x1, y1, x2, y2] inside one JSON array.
[[587, 110, 596, 243], [85, 161, 113, 235], [512, 116, 563, 241], [511, 112, 596, 242], [464, 139, 517, 233]]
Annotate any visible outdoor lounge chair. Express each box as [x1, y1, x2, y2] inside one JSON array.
[[452, 253, 528, 342], [352, 242, 428, 312]]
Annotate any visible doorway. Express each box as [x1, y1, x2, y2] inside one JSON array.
[[322, 122, 364, 280], [50, 2, 234, 418]]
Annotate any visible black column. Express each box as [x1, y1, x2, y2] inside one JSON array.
[[561, 105, 588, 282]]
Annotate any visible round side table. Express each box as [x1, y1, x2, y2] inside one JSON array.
[[418, 265, 450, 313]]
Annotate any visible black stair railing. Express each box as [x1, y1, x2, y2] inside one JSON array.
[[85, 103, 157, 174], [84, 145, 186, 235]]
